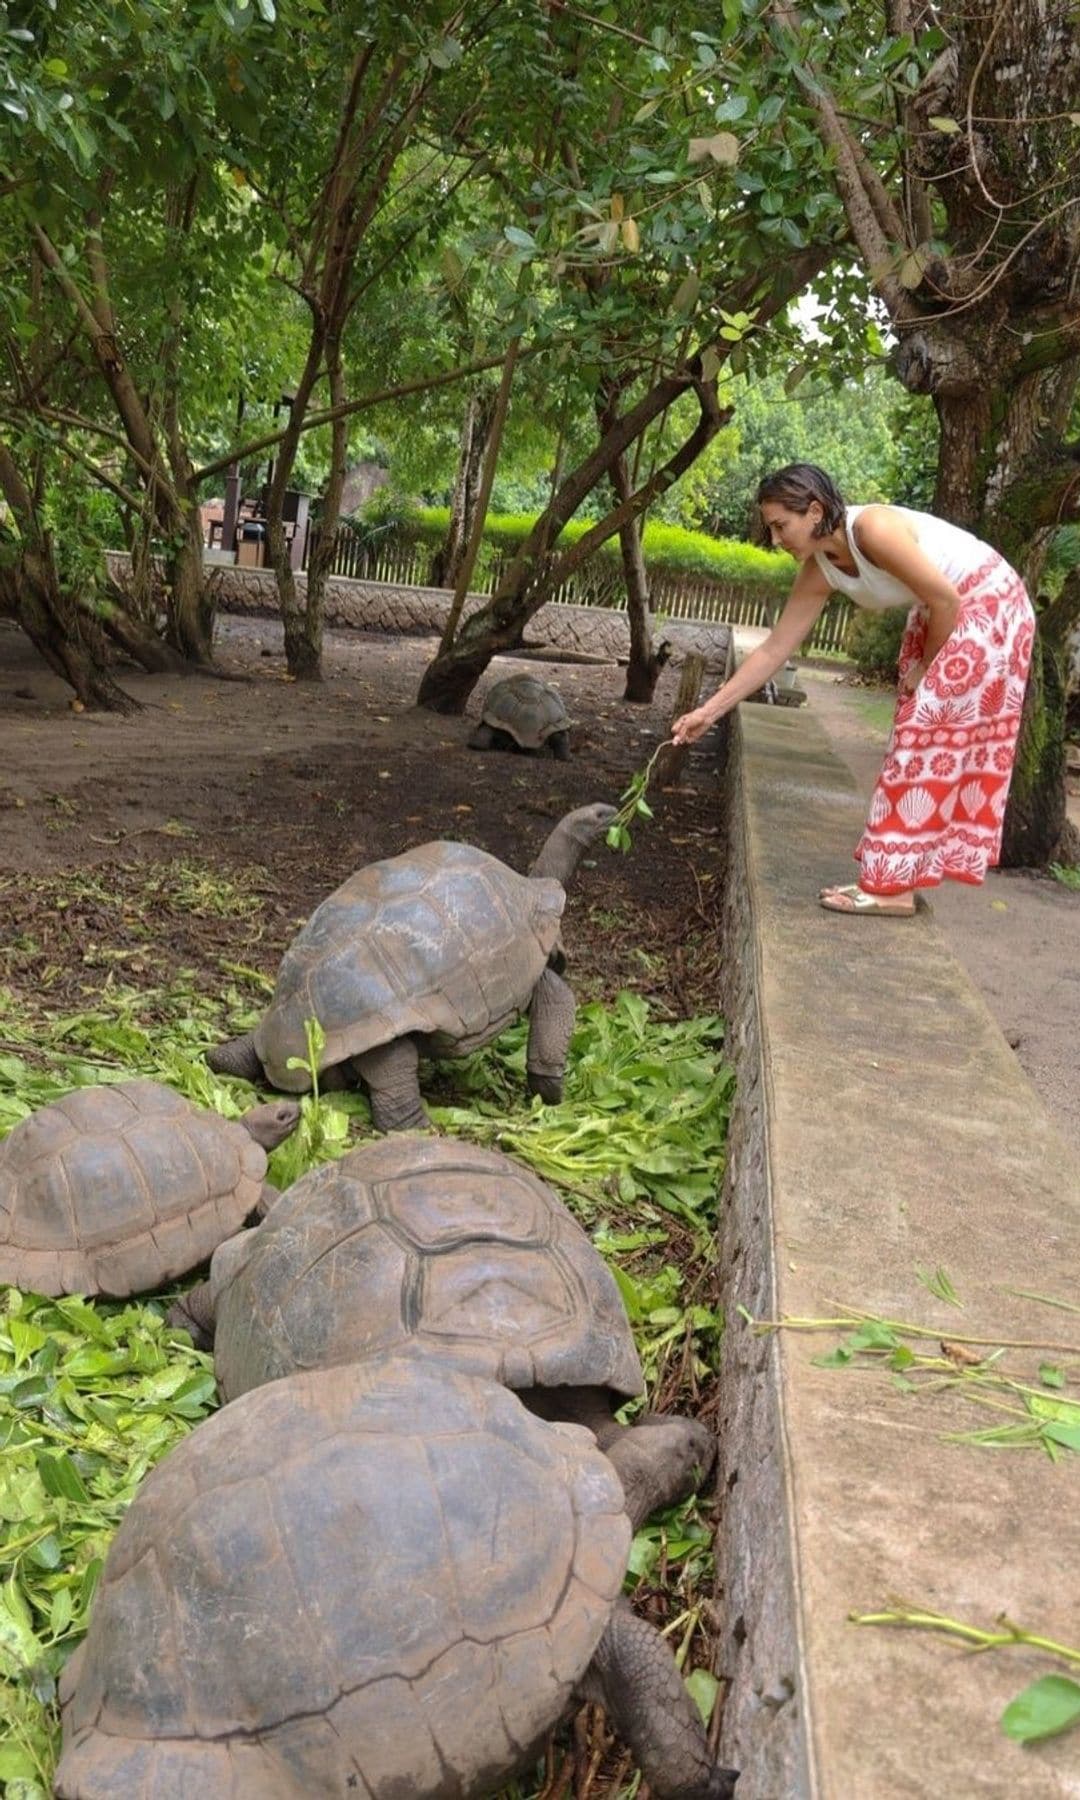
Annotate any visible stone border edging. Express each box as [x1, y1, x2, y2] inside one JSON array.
[[716, 702, 1080, 1799], [103, 556, 732, 672]]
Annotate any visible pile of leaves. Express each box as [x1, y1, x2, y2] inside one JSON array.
[[0, 979, 733, 1793]]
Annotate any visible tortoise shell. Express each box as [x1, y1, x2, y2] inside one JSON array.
[[480, 674, 570, 750], [0, 1080, 266, 1297], [212, 1135, 643, 1404], [55, 1357, 630, 1799], [253, 841, 565, 1090]]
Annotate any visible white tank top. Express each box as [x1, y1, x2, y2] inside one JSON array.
[[813, 505, 997, 612]]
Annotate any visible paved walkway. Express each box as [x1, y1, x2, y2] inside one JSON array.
[[729, 629, 1080, 1150], [718, 698, 1080, 1799]]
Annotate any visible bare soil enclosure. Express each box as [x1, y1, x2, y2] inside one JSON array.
[[0, 615, 726, 1015], [0, 613, 735, 1794]]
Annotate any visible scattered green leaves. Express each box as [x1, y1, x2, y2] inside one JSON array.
[[914, 1264, 962, 1307], [0, 1290, 216, 1778], [852, 1602, 1080, 1746], [767, 1298, 1080, 1459]]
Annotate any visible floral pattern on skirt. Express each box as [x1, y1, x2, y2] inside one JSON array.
[[856, 553, 1035, 895]]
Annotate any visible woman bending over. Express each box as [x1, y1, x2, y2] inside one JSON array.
[[671, 463, 1035, 916]]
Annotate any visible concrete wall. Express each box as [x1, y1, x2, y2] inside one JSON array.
[[715, 702, 1080, 1798], [104, 556, 732, 673]]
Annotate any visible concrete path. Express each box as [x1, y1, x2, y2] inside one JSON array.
[[715, 698, 1080, 1799], [729, 628, 1080, 1152]]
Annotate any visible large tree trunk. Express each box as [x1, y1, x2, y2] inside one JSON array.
[[0, 437, 139, 710], [429, 387, 498, 589], [999, 629, 1069, 866], [788, 0, 1080, 867], [94, 585, 189, 674]]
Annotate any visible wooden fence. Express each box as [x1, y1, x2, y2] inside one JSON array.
[[303, 525, 856, 655]]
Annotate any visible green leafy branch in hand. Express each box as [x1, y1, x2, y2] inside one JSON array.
[[606, 745, 666, 854], [851, 1601, 1080, 1745]]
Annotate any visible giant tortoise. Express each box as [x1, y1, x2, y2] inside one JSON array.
[[206, 802, 615, 1132], [0, 1079, 298, 1297], [55, 1356, 737, 1800], [174, 1134, 711, 1533], [468, 673, 572, 759]]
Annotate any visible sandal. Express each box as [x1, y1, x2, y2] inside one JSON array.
[[819, 883, 916, 916]]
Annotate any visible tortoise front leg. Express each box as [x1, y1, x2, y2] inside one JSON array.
[[582, 1597, 738, 1800], [253, 1181, 279, 1222], [166, 1282, 216, 1351], [602, 1415, 717, 1531], [353, 1038, 430, 1133], [206, 1032, 264, 1083], [525, 966, 576, 1104]]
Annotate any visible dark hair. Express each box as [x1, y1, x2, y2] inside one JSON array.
[[756, 463, 845, 537]]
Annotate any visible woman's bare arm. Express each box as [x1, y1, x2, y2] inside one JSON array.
[[671, 561, 831, 743]]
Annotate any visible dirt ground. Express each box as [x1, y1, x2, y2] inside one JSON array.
[[799, 664, 1080, 1153], [4, 613, 1076, 1162], [0, 614, 728, 1032]]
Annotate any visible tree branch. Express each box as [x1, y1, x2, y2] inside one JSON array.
[[193, 346, 542, 484]]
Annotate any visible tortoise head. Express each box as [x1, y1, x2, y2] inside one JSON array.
[[527, 803, 618, 885], [240, 1099, 302, 1150]]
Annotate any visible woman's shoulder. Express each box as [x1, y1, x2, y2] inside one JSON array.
[[850, 503, 918, 549]]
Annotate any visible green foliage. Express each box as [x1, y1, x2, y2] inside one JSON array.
[[1048, 863, 1080, 891], [0, 979, 731, 1780], [1041, 525, 1080, 602], [1001, 1674, 1080, 1744], [846, 606, 907, 681], [430, 990, 733, 1253], [383, 503, 794, 595], [652, 364, 934, 539], [0, 1291, 216, 1785]]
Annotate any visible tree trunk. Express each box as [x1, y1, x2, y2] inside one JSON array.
[[429, 388, 497, 589], [298, 336, 350, 680], [0, 550, 139, 713], [266, 329, 327, 679], [998, 628, 1068, 866], [163, 500, 213, 664], [596, 388, 662, 703], [95, 585, 189, 674]]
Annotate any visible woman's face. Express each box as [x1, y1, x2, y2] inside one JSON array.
[[760, 500, 824, 562]]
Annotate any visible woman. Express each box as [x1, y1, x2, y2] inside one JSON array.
[[671, 463, 1035, 915]]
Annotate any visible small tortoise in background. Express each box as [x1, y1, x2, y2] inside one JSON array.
[[176, 1135, 713, 1534], [55, 1357, 737, 1800], [468, 672, 572, 759], [206, 802, 615, 1132], [0, 1079, 298, 1297]]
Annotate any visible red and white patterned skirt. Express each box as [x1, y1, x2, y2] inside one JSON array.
[[856, 554, 1035, 895]]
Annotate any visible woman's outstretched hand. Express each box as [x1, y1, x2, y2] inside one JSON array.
[[671, 704, 714, 746]]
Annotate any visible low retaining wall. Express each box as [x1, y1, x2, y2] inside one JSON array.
[[716, 702, 1080, 1798], [105, 557, 732, 672]]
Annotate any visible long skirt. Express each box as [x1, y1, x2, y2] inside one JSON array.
[[855, 553, 1035, 894]]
